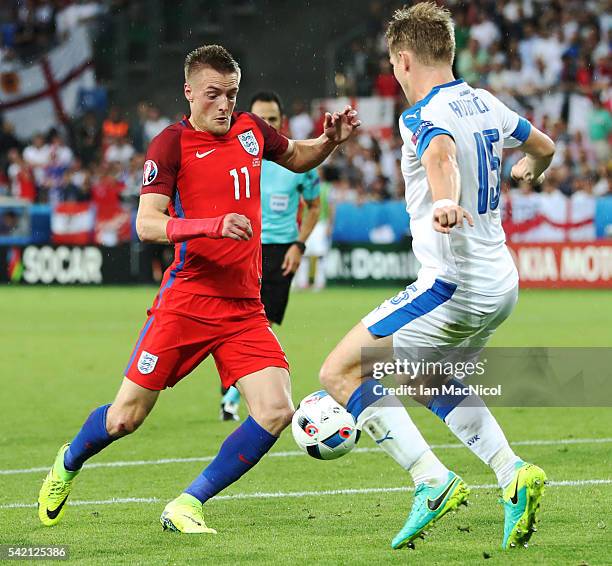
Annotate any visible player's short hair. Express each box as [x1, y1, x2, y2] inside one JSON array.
[[184, 45, 241, 81], [385, 2, 455, 66], [249, 91, 284, 115]]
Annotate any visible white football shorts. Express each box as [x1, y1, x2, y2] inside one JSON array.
[[362, 274, 518, 353]]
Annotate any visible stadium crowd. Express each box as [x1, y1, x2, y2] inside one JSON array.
[[329, 0, 611, 212], [0, 1, 114, 68], [0, 0, 610, 243]]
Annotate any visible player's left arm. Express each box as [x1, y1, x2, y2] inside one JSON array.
[[276, 107, 361, 173], [420, 135, 474, 234], [510, 126, 555, 186]]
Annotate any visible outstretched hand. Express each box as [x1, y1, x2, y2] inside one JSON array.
[[323, 105, 361, 144]]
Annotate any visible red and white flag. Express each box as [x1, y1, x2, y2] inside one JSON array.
[[0, 27, 94, 141], [51, 202, 95, 245]]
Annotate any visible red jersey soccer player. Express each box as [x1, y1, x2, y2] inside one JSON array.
[[38, 45, 360, 533]]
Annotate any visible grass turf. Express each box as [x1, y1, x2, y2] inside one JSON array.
[[0, 286, 610, 565]]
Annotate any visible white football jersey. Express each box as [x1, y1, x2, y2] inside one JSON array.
[[399, 78, 531, 296]]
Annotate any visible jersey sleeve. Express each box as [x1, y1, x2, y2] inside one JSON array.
[[249, 113, 290, 161], [480, 90, 532, 149], [298, 169, 320, 200], [400, 108, 455, 161], [140, 125, 182, 197]]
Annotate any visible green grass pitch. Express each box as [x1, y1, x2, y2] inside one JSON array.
[[0, 286, 610, 565]]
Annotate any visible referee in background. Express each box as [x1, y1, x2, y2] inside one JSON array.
[[220, 91, 321, 420]]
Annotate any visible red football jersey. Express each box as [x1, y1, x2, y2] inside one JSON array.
[[141, 112, 289, 298]]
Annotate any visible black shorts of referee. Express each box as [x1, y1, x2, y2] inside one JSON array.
[[261, 243, 298, 325]]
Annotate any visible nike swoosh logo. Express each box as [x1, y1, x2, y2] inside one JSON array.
[[46, 494, 69, 520], [196, 149, 216, 159], [427, 478, 459, 511], [510, 474, 520, 505], [182, 514, 202, 526], [238, 454, 254, 466]]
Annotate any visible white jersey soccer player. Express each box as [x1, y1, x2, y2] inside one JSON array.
[[319, 3, 555, 552], [362, 79, 528, 350]]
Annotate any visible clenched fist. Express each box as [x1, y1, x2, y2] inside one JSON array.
[[433, 202, 474, 234], [222, 213, 253, 240]]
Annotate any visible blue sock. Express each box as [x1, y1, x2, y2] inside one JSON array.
[[185, 416, 277, 503], [222, 386, 241, 405], [427, 378, 469, 422], [346, 378, 385, 421], [64, 404, 115, 472]]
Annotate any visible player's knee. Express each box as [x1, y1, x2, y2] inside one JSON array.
[[319, 360, 341, 393], [253, 403, 294, 436]]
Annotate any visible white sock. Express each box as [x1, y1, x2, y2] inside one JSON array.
[[490, 445, 522, 489], [444, 396, 521, 488], [314, 256, 326, 289], [294, 257, 310, 288], [359, 397, 449, 487]]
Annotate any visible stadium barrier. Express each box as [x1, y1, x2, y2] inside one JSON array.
[[508, 242, 612, 289], [2, 241, 610, 288], [0, 244, 157, 285], [325, 241, 419, 286]]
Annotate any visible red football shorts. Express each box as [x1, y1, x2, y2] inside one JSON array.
[[124, 286, 289, 390]]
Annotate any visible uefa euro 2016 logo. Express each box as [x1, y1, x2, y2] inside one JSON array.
[[142, 160, 158, 186]]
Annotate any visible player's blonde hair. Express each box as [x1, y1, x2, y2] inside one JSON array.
[[184, 45, 241, 81], [386, 2, 455, 66]]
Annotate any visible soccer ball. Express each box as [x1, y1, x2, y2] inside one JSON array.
[[292, 390, 359, 460]]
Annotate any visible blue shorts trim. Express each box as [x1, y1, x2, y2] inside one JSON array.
[[367, 279, 457, 337]]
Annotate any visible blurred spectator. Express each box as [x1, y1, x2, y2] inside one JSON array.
[[55, 0, 105, 40], [47, 133, 73, 168], [43, 133, 74, 203], [289, 100, 313, 140], [7, 148, 36, 202], [104, 136, 135, 166], [593, 166, 611, 197], [102, 106, 129, 142], [23, 133, 50, 187], [0, 209, 19, 235], [74, 110, 101, 166], [143, 105, 171, 145], [456, 38, 487, 85], [61, 162, 92, 202], [129, 101, 150, 153], [369, 174, 391, 202], [470, 9, 500, 51], [0, 119, 22, 170], [120, 152, 145, 206], [587, 95, 612, 162], [373, 59, 400, 98]]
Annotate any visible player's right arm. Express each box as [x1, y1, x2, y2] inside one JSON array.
[[420, 134, 474, 234], [137, 126, 252, 244], [510, 127, 555, 186], [136, 194, 253, 244]]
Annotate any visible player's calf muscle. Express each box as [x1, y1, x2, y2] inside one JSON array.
[[106, 402, 153, 436]]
